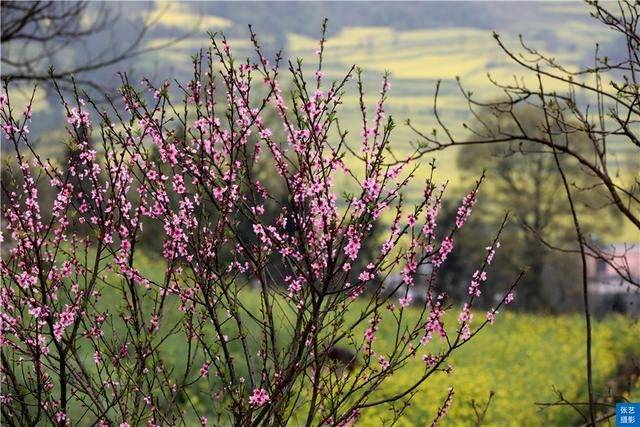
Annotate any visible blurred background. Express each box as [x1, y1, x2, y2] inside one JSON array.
[[3, 0, 636, 313], [2, 2, 638, 424]]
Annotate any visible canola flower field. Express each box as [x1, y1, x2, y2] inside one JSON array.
[[357, 311, 638, 426], [178, 289, 639, 426]]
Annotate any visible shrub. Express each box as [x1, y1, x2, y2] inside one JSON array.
[[0, 26, 519, 426]]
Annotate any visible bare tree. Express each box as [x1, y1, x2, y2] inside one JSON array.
[[408, 0, 639, 288], [1, 1, 188, 94], [455, 106, 619, 310], [406, 1, 640, 425]]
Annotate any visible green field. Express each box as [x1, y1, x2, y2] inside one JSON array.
[[4, 202, 637, 427], [124, 255, 639, 426]]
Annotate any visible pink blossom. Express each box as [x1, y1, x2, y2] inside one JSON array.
[[458, 303, 473, 341], [486, 310, 497, 324], [455, 190, 477, 229], [53, 305, 76, 342], [67, 107, 90, 128], [432, 237, 454, 267], [345, 226, 362, 261], [200, 362, 210, 377], [378, 356, 390, 370], [505, 292, 515, 304], [399, 295, 413, 307], [249, 388, 270, 407], [259, 128, 272, 139]]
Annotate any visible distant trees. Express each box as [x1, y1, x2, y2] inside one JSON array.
[[453, 106, 616, 311]]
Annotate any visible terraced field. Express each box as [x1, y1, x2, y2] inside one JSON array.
[[17, 2, 630, 191]]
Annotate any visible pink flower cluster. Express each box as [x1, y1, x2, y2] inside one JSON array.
[[66, 104, 90, 128], [455, 190, 477, 229], [249, 388, 270, 407]]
